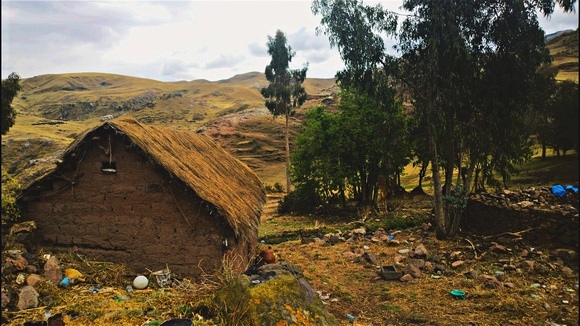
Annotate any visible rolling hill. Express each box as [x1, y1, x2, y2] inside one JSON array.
[[2, 29, 577, 188], [547, 29, 579, 82], [2, 71, 337, 187]]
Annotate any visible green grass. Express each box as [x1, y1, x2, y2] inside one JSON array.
[[399, 151, 578, 194], [509, 154, 578, 189]]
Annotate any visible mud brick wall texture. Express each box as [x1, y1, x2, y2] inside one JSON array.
[[20, 133, 242, 279]]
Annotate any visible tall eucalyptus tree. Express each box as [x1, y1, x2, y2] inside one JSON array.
[[261, 30, 308, 193]]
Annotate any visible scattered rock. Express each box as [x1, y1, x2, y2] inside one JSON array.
[[423, 261, 435, 273], [352, 227, 366, 236], [44, 256, 63, 285], [504, 282, 515, 289], [400, 274, 414, 282], [26, 274, 43, 287], [17, 285, 39, 310], [398, 248, 410, 255], [552, 249, 576, 261], [490, 243, 507, 253], [560, 266, 574, 277], [479, 274, 504, 289], [393, 254, 406, 263], [518, 200, 534, 208], [408, 259, 425, 270], [6, 255, 28, 271], [414, 244, 430, 257], [1, 288, 10, 309], [402, 264, 422, 278], [451, 260, 465, 269], [450, 251, 463, 260], [342, 251, 357, 262], [362, 252, 379, 265]]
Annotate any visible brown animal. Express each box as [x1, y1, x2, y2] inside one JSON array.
[[244, 246, 276, 275], [259, 247, 276, 264]]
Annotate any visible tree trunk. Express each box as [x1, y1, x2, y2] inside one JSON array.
[[285, 113, 291, 193], [464, 160, 476, 195], [541, 144, 546, 160], [428, 115, 446, 240], [418, 161, 427, 188]]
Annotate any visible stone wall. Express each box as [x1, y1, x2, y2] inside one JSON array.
[[462, 187, 579, 250]]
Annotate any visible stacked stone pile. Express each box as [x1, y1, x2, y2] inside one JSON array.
[[470, 186, 578, 218], [464, 186, 579, 249]]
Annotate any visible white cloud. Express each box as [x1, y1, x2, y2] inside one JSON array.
[[2, 0, 577, 82]]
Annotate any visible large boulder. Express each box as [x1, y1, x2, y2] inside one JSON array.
[[211, 263, 338, 325]]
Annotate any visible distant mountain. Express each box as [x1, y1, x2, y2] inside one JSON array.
[[546, 29, 575, 42]]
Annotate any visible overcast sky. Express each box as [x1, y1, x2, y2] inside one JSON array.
[[2, 0, 578, 82]]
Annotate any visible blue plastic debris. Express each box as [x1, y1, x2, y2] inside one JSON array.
[[551, 184, 567, 197], [565, 185, 578, 194]]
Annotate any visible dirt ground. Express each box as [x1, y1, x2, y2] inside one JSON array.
[[2, 194, 578, 326], [262, 194, 579, 326]]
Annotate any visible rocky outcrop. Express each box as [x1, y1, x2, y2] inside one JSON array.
[[211, 262, 339, 325]]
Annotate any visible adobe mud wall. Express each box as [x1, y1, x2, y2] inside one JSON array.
[[20, 130, 243, 279], [462, 187, 579, 250]]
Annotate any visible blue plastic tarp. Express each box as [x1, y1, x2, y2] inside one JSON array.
[[565, 185, 579, 194], [551, 184, 567, 197]]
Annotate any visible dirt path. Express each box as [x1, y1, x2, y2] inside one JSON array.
[[261, 193, 284, 220]]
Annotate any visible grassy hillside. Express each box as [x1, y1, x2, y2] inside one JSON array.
[[2, 72, 336, 187], [2, 29, 576, 188], [547, 29, 578, 82]]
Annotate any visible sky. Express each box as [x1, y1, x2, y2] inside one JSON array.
[[2, 0, 578, 82]]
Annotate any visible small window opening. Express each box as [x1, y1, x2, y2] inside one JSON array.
[[101, 161, 117, 173]]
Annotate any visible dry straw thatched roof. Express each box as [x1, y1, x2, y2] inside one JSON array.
[[35, 116, 266, 244]]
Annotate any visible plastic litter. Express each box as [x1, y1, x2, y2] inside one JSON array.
[[450, 289, 466, 299], [551, 184, 566, 197], [152, 268, 172, 287], [60, 277, 70, 287], [346, 313, 355, 322]]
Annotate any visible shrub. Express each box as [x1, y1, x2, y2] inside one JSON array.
[[277, 181, 321, 214], [1, 167, 21, 223]]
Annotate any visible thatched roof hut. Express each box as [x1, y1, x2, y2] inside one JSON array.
[[19, 116, 266, 277]]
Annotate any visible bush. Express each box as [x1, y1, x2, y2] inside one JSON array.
[[264, 182, 285, 194], [277, 181, 321, 214], [1, 167, 21, 223]]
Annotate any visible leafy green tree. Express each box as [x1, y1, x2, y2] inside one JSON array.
[[550, 80, 579, 154], [1, 72, 22, 135], [290, 88, 409, 210], [313, 0, 575, 239], [312, 0, 410, 204], [399, 0, 573, 237], [261, 30, 308, 193], [290, 106, 344, 208], [529, 64, 559, 159]]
